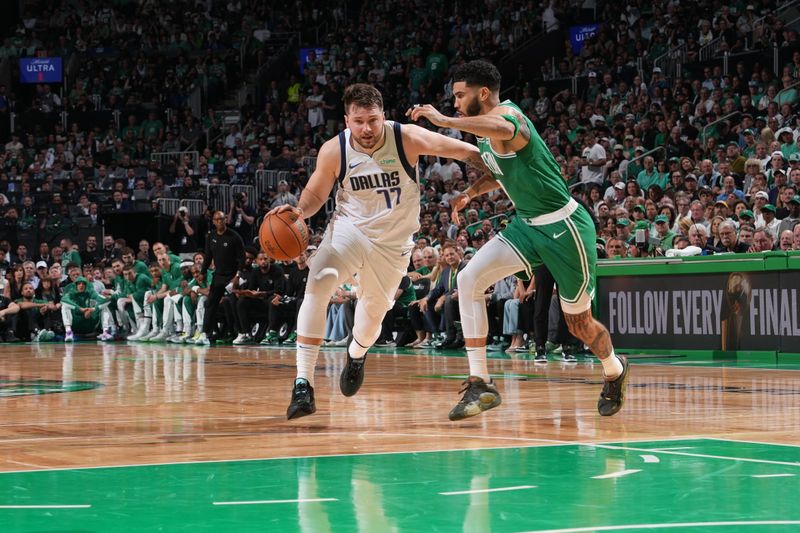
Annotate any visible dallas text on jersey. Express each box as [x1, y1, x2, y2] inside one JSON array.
[[349, 171, 401, 191]]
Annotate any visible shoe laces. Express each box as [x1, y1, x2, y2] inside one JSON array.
[[457, 377, 485, 398]]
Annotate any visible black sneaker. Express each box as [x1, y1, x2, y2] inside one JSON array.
[[562, 344, 577, 362], [534, 345, 548, 363], [598, 356, 630, 416], [441, 336, 465, 350], [448, 376, 502, 421], [339, 354, 367, 397], [287, 379, 316, 420]]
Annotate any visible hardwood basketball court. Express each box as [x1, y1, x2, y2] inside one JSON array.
[[1, 343, 799, 531]]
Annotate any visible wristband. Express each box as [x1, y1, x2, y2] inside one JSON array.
[[500, 113, 520, 140]]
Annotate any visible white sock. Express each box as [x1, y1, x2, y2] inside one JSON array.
[[296, 343, 321, 387], [601, 350, 624, 379], [467, 346, 490, 382], [348, 336, 368, 360]]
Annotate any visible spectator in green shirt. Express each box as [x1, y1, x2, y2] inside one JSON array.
[[654, 215, 676, 250], [425, 43, 448, 85], [636, 156, 668, 191], [58, 238, 82, 269], [140, 111, 164, 142], [409, 56, 429, 93]]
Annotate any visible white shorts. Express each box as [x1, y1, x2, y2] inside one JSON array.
[[314, 218, 412, 308]]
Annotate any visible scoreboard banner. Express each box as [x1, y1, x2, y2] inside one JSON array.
[[597, 271, 800, 353], [19, 57, 63, 84]]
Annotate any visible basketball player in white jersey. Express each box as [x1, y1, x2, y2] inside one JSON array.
[[269, 84, 490, 419]]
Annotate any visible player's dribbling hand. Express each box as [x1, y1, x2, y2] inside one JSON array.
[[267, 204, 304, 219], [450, 192, 470, 221], [406, 104, 448, 127]]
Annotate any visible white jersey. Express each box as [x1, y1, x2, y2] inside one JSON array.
[[332, 121, 420, 248]]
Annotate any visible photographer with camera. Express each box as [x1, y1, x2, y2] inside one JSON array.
[[227, 191, 256, 243], [629, 220, 665, 258], [169, 206, 197, 253]]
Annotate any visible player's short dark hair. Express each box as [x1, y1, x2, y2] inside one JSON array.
[[343, 83, 383, 114], [453, 60, 502, 92]]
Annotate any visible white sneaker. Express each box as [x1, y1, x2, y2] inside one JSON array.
[[232, 333, 251, 345], [196, 332, 210, 346], [98, 331, 115, 341], [332, 338, 348, 346], [141, 328, 160, 341], [190, 331, 202, 343], [65, 330, 74, 342], [167, 333, 184, 343], [151, 330, 170, 342]]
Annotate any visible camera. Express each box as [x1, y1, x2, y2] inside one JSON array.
[[232, 192, 246, 208], [634, 228, 648, 250]]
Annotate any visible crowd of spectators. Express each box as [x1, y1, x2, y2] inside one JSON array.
[[1, 0, 799, 352]]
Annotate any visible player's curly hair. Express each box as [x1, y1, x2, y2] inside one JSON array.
[[343, 83, 383, 114], [453, 60, 502, 92]]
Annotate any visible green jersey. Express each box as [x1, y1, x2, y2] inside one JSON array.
[[62, 249, 82, 269], [130, 273, 151, 301], [114, 274, 128, 294], [133, 260, 150, 277], [397, 279, 417, 307], [187, 276, 209, 291], [166, 254, 182, 279], [62, 279, 108, 308], [160, 269, 183, 291], [476, 101, 571, 218]]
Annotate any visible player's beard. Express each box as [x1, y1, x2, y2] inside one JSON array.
[[462, 95, 482, 117], [352, 127, 383, 150]]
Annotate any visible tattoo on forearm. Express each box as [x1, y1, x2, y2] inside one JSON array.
[[463, 152, 491, 175], [564, 310, 614, 359]]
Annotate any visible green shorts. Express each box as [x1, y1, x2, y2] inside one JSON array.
[[497, 205, 597, 313]]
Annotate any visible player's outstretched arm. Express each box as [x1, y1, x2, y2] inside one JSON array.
[[401, 123, 494, 177], [407, 104, 530, 142], [267, 138, 339, 219], [402, 123, 502, 222]]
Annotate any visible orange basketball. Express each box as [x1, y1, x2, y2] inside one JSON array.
[[259, 211, 310, 261]]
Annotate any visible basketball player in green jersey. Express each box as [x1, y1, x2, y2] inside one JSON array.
[[408, 60, 628, 420]]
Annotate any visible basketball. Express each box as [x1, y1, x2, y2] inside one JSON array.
[[259, 211, 310, 261]]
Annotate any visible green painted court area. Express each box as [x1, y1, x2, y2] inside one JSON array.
[[2, 439, 799, 532]]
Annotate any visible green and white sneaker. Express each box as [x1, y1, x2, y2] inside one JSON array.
[[260, 330, 278, 345]]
